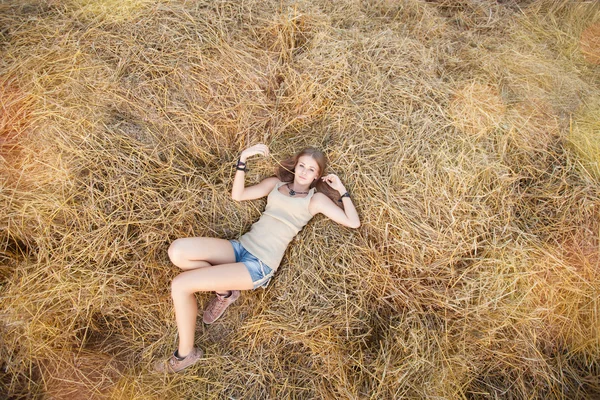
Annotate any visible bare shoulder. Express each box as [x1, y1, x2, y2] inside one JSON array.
[[261, 176, 281, 186], [310, 191, 329, 202], [309, 191, 334, 215], [257, 176, 280, 192]]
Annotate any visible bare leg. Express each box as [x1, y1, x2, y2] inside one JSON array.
[[168, 237, 236, 271], [171, 262, 253, 357]]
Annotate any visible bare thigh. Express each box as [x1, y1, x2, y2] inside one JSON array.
[[171, 262, 254, 293], [168, 237, 236, 270]]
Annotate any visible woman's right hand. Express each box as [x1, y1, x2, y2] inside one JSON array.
[[240, 144, 269, 162]]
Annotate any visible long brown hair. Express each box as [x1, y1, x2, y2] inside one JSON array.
[[276, 148, 343, 209]]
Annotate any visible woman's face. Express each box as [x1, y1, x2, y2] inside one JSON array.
[[294, 155, 320, 185]]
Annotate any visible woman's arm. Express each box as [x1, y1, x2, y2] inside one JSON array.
[[309, 174, 360, 228], [231, 144, 279, 201]]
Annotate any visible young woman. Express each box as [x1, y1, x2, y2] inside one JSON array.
[[154, 144, 360, 373]]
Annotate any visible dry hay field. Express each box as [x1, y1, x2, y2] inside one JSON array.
[[1, 0, 599, 398]]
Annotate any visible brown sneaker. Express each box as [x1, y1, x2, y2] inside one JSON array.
[[154, 347, 203, 373], [202, 290, 240, 324]]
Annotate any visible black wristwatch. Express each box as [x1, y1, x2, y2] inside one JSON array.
[[338, 192, 350, 202], [236, 158, 248, 172]]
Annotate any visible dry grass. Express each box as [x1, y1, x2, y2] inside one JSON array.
[[569, 99, 600, 182], [1, 0, 599, 398], [580, 22, 600, 65]]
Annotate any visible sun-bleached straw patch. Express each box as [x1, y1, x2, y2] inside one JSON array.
[[580, 23, 600, 65], [39, 350, 123, 399], [569, 101, 600, 181], [448, 82, 506, 137], [525, 243, 600, 356], [0, 77, 34, 164], [63, 0, 155, 22]]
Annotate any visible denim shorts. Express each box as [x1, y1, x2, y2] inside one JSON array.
[[229, 240, 274, 289]]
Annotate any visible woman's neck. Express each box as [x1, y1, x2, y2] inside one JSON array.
[[290, 181, 311, 192]]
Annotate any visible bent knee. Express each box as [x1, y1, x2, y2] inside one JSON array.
[[171, 273, 192, 296], [168, 239, 186, 266]]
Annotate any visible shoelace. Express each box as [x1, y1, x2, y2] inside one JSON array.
[[209, 296, 228, 317]]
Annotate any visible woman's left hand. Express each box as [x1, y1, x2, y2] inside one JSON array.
[[321, 174, 346, 194]]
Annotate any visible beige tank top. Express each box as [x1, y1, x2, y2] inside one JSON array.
[[238, 182, 315, 270]]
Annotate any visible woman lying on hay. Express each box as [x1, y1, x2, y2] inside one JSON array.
[[154, 144, 361, 373]]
